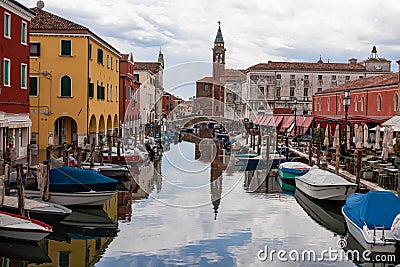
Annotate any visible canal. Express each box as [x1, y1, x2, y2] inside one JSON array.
[[2, 141, 388, 266]]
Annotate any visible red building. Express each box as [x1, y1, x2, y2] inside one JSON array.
[[162, 92, 182, 115], [313, 72, 399, 125], [0, 0, 35, 163], [119, 53, 140, 131]]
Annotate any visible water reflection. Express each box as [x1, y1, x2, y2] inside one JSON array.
[[0, 239, 51, 265]]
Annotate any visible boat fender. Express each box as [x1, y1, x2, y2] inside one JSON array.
[[391, 214, 400, 241]]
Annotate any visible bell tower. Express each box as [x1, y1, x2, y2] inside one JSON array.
[[212, 21, 226, 80]]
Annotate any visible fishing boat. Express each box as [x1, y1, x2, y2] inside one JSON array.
[[296, 168, 357, 201], [342, 191, 400, 253], [0, 211, 52, 242], [295, 189, 346, 236], [103, 146, 148, 163], [276, 162, 311, 192], [0, 196, 71, 223]]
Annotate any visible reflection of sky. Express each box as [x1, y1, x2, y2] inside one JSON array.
[[97, 142, 354, 267]]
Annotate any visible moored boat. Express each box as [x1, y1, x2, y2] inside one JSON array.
[[342, 191, 400, 253], [276, 161, 311, 192], [296, 168, 357, 201], [0, 211, 52, 242]]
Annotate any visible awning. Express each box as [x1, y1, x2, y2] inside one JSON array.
[[270, 115, 284, 127], [253, 114, 263, 124], [382, 115, 400, 127], [280, 116, 295, 132], [290, 116, 314, 136], [259, 115, 272, 126]]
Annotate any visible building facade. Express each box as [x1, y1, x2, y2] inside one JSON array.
[[312, 71, 399, 124], [0, 0, 35, 163], [245, 48, 391, 117], [29, 6, 120, 149]]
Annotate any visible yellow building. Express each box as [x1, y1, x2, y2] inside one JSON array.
[[29, 6, 120, 149]]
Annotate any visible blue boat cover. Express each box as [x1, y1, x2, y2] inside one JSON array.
[[50, 167, 117, 186], [343, 191, 400, 229]]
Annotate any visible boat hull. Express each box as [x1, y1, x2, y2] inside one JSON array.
[[24, 190, 116, 206], [276, 173, 296, 192], [342, 208, 397, 254], [296, 179, 357, 201]]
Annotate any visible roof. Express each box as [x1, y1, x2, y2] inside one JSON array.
[[30, 7, 88, 31], [247, 61, 367, 72], [316, 72, 398, 95], [197, 77, 217, 84], [7, 0, 36, 17], [215, 25, 224, 43], [135, 62, 161, 75]]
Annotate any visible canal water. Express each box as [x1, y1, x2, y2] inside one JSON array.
[[2, 141, 394, 266]]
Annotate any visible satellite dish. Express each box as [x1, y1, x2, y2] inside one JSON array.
[[36, 0, 45, 10]]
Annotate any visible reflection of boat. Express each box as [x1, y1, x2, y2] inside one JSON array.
[[296, 168, 357, 201], [0, 239, 51, 264], [342, 191, 400, 253], [234, 153, 258, 158], [48, 208, 118, 241], [0, 211, 52, 242], [295, 189, 346, 236], [0, 195, 71, 223], [276, 172, 296, 192]]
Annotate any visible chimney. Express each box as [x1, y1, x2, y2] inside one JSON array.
[[348, 58, 357, 65], [36, 0, 45, 10]]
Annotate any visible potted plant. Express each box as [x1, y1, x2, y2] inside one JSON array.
[[360, 166, 373, 180], [6, 132, 13, 148], [344, 156, 353, 171]]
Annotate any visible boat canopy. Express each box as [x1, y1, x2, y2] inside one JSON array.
[[297, 168, 357, 186], [343, 191, 400, 229], [50, 167, 118, 186]]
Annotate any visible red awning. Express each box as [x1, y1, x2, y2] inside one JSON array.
[[280, 116, 295, 132], [290, 116, 314, 136], [253, 115, 263, 124], [259, 115, 273, 126], [270, 115, 284, 127]]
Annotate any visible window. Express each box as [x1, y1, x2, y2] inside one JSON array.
[[89, 44, 92, 59], [290, 87, 295, 97], [276, 74, 281, 79], [110, 85, 113, 101], [30, 43, 40, 57], [4, 13, 10, 38], [215, 105, 219, 112], [332, 75, 336, 81], [317, 87, 322, 93], [107, 55, 110, 68], [354, 96, 358, 111], [60, 75, 71, 97], [259, 86, 264, 95], [304, 75, 309, 80], [327, 98, 330, 112], [111, 56, 113, 69], [97, 83, 105, 100], [116, 60, 119, 72], [345, 76, 350, 82], [290, 75, 295, 79], [21, 64, 27, 89], [88, 82, 94, 98], [60, 40, 72, 56], [377, 95, 382, 111], [359, 76, 364, 79], [59, 251, 70, 267], [204, 84, 209, 91], [361, 96, 364, 112], [395, 94, 399, 111], [30, 76, 38, 96], [303, 88, 308, 97], [276, 87, 281, 97], [134, 74, 139, 82], [338, 98, 342, 111], [21, 21, 27, 44], [97, 49, 103, 64], [318, 75, 322, 80], [116, 86, 118, 102], [3, 58, 10, 86]]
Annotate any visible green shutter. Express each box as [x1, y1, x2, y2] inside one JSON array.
[[88, 83, 94, 98], [97, 85, 101, 99], [4, 14, 10, 37], [21, 64, 26, 88], [21, 22, 26, 43], [61, 76, 71, 96], [30, 77, 38, 96], [4, 60, 9, 86], [61, 40, 71, 56]]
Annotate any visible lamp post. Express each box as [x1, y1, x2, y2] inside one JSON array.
[[343, 90, 351, 151]]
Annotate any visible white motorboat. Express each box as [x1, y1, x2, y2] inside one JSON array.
[[0, 211, 52, 242], [342, 191, 400, 253], [81, 162, 130, 178], [24, 190, 116, 206], [1, 195, 71, 223], [296, 167, 357, 201]]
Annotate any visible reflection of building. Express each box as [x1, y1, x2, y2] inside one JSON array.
[[131, 162, 160, 200], [244, 170, 280, 194], [29, 6, 120, 149], [0, 1, 35, 164]]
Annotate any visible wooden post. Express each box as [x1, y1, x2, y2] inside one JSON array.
[[117, 139, 121, 162], [335, 145, 340, 174], [308, 140, 313, 166], [63, 143, 68, 166], [16, 164, 25, 217], [4, 163, 10, 196], [90, 143, 95, 169], [108, 135, 112, 164], [99, 142, 104, 166], [77, 147, 82, 168], [285, 135, 289, 161], [41, 161, 50, 201], [257, 131, 261, 155], [397, 166, 400, 197], [355, 149, 362, 189], [266, 136, 270, 166]]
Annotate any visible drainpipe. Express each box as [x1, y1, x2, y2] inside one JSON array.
[[87, 36, 90, 142]]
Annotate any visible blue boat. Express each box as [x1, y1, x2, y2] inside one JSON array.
[[342, 191, 400, 253], [26, 166, 118, 193]]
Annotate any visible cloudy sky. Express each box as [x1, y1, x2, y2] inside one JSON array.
[[20, 0, 400, 98]]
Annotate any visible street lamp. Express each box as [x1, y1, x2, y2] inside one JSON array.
[[293, 97, 298, 137], [343, 90, 351, 150]]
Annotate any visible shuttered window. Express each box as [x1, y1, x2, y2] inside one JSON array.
[[30, 77, 38, 96], [61, 75, 71, 96], [88, 82, 94, 98], [61, 40, 72, 56]]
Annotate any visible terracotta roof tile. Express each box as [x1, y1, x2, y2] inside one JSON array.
[[30, 7, 88, 31], [135, 62, 161, 75], [316, 72, 398, 94], [248, 61, 367, 72], [197, 77, 218, 84]]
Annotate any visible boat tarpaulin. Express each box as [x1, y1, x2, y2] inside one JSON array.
[[343, 191, 400, 229], [297, 168, 356, 186]]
